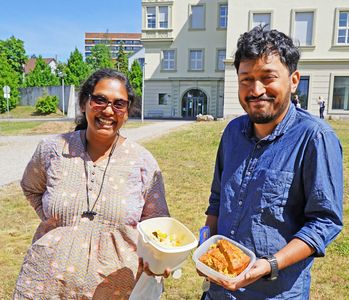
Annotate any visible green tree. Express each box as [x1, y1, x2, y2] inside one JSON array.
[[0, 53, 20, 113], [128, 60, 143, 97], [0, 36, 27, 84], [24, 56, 60, 87], [64, 48, 90, 88], [86, 44, 114, 71], [115, 43, 129, 75]]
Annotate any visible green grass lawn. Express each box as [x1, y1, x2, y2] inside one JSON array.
[[0, 120, 348, 299]]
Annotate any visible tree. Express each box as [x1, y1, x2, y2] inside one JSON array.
[[0, 53, 20, 113], [115, 43, 129, 75], [64, 48, 90, 88], [0, 36, 27, 84], [128, 60, 143, 97], [86, 44, 114, 71], [24, 56, 60, 87]]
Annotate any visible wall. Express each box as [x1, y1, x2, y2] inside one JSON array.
[[19, 85, 76, 118]]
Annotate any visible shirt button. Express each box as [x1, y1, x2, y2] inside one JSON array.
[[230, 230, 235, 235], [92, 171, 95, 175], [239, 201, 243, 206], [261, 209, 264, 213], [91, 179, 94, 183], [93, 164, 96, 168], [246, 171, 251, 176], [89, 187, 93, 191], [256, 144, 261, 149]]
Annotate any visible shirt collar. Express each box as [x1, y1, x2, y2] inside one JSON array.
[[242, 103, 297, 142]]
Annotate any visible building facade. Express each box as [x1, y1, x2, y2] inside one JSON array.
[[142, 0, 349, 119], [84, 32, 143, 60], [224, 0, 349, 118], [141, 0, 226, 119]]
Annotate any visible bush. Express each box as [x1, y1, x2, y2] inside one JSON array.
[[35, 95, 59, 114]]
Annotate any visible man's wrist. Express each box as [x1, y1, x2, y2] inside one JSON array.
[[260, 255, 279, 281]]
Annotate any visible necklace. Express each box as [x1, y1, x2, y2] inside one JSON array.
[[82, 132, 119, 220]]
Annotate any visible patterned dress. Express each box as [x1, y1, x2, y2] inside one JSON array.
[[13, 130, 169, 300]]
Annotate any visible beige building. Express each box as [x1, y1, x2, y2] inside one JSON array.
[[142, 0, 349, 119]]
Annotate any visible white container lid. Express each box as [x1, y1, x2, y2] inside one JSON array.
[[192, 234, 256, 283]]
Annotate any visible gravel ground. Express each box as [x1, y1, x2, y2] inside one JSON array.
[[0, 120, 192, 187]]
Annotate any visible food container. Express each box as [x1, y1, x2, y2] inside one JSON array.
[[192, 235, 256, 282], [137, 217, 198, 274]]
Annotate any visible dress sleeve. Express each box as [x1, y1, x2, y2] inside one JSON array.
[[20, 139, 48, 221], [294, 129, 343, 257], [140, 152, 169, 221]]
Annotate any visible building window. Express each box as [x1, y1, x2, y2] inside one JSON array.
[[252, 13, 271, 30], [217, 49, 226, 71], [190, 5, 205, 29], [147, 7, 156, 29], [159, 6, 168, 28], [159, 93, 168, 105], [332, 76, 349, 110], [189, 50, 204, 71], [338, 11, 349, 44], [294, 12, 314, 46], [162, 50, 175, 70], [294, 76, 310, 110], [218, 4, 228, 29]]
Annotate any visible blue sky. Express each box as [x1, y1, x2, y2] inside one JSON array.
[[0, 0, 141, 62]]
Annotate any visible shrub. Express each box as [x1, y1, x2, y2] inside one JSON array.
[[35, 95, 59, 114]]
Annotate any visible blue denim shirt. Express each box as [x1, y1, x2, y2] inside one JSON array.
[[205, 104, 343, 300]]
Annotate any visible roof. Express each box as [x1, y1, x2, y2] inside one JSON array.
[[24, 58, 57, 74], [85, 32, 141, 40]]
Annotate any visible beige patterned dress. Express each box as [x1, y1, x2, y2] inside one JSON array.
[[13, 130, 169, 300]]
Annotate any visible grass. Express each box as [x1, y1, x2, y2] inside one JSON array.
[[0, 105, 65, 119], [0, 120, 348, 299]]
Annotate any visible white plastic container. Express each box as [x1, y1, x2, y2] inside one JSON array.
[[192, 235, 256, 282], [137, 217, 198, 274]]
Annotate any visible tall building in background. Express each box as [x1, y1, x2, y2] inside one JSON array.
[[84, 32, 143, 59], [141, 0, 349, 119]]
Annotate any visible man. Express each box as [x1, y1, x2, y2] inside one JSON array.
[[201, 26, 343, 299], [318, 96, 326, 119]]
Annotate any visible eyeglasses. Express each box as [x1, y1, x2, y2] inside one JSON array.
[[89, 94, 130, 114]]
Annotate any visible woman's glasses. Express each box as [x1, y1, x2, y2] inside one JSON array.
[[89, 94, 130, 114]]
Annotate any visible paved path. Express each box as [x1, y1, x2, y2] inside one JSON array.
[[0, 121, 192, 187]]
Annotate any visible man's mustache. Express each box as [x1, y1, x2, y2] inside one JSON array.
[[246, 95, 275, 102]]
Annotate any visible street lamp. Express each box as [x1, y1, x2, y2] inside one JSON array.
[[141, 63, 146, 123], [58, 71, 65, 116]]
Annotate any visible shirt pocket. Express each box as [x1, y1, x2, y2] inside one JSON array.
[[260, 169, 294, 224]]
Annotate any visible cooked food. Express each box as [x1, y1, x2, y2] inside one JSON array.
[[150, 230, 181, 247], [199, 239, 250, 277]]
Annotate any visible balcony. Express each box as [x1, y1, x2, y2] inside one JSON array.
[[141, 29, 173, 42]]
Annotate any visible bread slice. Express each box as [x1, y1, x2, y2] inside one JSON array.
[[217, 239, 250, 276]]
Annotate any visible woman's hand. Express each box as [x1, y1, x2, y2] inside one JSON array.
[[137, 257, 171, 279], [198, 259, 270, 291]]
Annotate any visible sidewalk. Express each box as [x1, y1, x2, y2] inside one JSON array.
[[0, 120, 192, 187]]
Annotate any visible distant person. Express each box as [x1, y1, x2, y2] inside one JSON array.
[[14, 68, 170, 299], [318, 96, 326, 119], [200, 26, 343, 299], [293, 94, 301, 108]]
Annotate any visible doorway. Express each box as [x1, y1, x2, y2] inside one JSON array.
[[181, 89, 207, 118]]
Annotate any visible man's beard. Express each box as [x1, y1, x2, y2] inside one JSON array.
[[242, 94, 290, 124]]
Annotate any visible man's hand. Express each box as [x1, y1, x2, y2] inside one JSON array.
[[197, 259, 271, 291]]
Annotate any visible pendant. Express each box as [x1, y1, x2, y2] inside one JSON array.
[[82, 210, 97, 220]]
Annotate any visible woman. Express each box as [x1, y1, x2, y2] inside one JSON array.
[[14, 69, 170, 299]]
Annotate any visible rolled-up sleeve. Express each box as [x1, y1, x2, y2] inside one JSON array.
[[206, 139, 224, 217], [294, 129, 343, 257]]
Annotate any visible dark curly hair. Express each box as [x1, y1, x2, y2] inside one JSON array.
[[234, 26, 300, 75], [75, 68, 135, 130]]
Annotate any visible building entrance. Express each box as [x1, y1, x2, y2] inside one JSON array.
[[181, 89, 207, 118]]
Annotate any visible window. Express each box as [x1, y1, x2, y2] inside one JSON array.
[[218, 4, 228, 29], [189, 50, 204, 71], [294, 76, 310, 110], [190, 5, 205, 29], [147, 7, 156, 29], [338, 11, 349, 44], [332, 76, 349, 110], [294, 12, 314, 46], [159, 6, 168, 28], [162, 50, 175, 70], [159, 93, 168, 105], [252, 13, 271, 30], [217, 49, 226, 71]]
